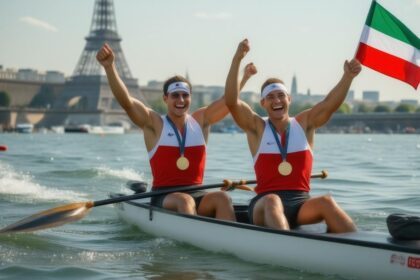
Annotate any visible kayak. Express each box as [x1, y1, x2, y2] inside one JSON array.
[[110, 193, 420, 280]]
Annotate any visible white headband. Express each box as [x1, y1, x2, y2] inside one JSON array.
[[167, 82, 190, 95], [261, 83, 289, 99]]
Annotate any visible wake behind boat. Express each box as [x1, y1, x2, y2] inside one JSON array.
[[111, 193, 420, 280]]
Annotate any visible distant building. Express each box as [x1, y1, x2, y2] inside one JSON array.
[[291, 75, 298, 96], [193, 85, 224, 109], [16, 69, 43, 82], [146, 80, 164, 89], [45, 71, 65, 83], [346, 90, 355, 102], [140, 85, 162, 104], [287, 74, 327, 104], [0, 66, 66, 108], [294, 94, 324, 104], [382, 100, 399, 109], [242, 91, 259, 104], [401, 99, 418, 106], [0, 67, 17, 80], [0, 67, 65, 83], [362, 91, 380, 103]]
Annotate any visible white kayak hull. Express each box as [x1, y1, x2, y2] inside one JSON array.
[[112, 195, 420, 280]]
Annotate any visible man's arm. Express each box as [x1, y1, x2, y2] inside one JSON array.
[[298, 59, 361, 130], [96, 43, 160, 130], [195, 62, 257, 127], [224, 39, 260, 134], [240, 62, 257, 92]]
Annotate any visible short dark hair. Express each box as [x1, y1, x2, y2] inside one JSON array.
[[261, 78, 285, 93], [163, 75, 192, 95]]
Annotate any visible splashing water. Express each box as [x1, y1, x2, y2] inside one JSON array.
[[0, 162, 86, 203], [96, 166, 146, 181]]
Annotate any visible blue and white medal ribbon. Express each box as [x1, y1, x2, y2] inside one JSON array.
[[166, 115, 189, 170], [268, 120, 292, 176]]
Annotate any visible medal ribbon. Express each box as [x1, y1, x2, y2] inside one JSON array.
[[166, 115, 187, 156], [268, 120, 290, 162]]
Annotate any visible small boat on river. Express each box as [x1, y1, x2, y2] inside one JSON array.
[[111, 193, 420, 280], [64, 124, 125, 134], [15, 123, 34, 133]]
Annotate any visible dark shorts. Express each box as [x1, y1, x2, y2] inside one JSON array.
[[150, 187, 206, 209], [248, 191, 310, 228]]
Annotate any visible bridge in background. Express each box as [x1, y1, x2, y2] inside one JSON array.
[[324, 112, 420, 133], [0, 107, 130, 130], [1, 108, 419, 134]]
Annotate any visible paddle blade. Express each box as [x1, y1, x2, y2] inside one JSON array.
[[0, 201, 94, 234]]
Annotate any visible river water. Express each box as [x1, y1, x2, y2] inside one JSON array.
[[0, 133, 419, 279]]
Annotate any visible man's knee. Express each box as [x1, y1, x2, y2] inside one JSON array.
[[215, 191, 232, 203], [318, 194, 338, 211], [204, 191, 232, 205], [263, 194, 283, 212], [165, 193, 196, 210]]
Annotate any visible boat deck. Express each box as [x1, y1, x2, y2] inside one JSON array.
[[117, 196, 420, 255]]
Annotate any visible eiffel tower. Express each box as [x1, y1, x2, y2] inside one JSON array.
[[52, 0, 146, 126]]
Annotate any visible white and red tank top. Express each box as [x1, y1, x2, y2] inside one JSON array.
[[149, 115, 206, 188], [254, 117, 313, 194]]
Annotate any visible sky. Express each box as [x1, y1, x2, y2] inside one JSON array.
[[0, 0, 419, 102]]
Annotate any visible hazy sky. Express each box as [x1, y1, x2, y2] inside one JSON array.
[[0, 0, 419, 101]]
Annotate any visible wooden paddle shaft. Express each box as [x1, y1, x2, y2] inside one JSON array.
[[93, 170, 328, 207], [239, 170, 328, 186], [93, 182, 228, 207]]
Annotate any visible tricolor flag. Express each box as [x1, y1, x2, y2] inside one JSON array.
[[356, 1, 419, 89]]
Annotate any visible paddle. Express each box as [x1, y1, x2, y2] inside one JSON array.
[[222, 169, 328, 191], [0, 170, 328, 234]]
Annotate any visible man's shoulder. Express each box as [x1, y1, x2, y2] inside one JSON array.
[[190, 110, 205, 125]]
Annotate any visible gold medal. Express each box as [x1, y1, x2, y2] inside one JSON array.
[[278, 161, 292, 176], [176, 156, 190, 170]]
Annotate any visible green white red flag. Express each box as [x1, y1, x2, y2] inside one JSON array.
[[355, 1, 419, 89]]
